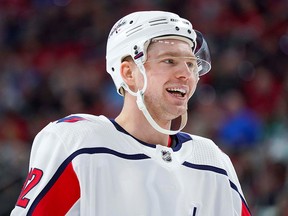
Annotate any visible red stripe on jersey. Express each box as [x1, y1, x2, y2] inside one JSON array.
[[241, 201, 251, 216], [167, 136, 172, 147], [33, 162, 80, 215]]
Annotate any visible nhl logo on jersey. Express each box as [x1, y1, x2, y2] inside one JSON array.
[[161, 150, 172, 162]]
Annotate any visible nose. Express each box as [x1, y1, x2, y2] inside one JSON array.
[[175, 60, 198, 80]]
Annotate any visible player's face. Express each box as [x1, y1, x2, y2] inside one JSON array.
[[142, 39, 199, 121]]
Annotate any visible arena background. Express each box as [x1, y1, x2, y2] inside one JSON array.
[[0, 0, 287, 215]]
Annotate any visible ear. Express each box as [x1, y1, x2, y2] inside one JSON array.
[[120, 60, 137, 91]]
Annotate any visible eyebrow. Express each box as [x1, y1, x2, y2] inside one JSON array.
[[152, 51, 195, 59]]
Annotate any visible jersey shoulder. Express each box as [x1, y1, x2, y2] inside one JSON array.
[[186, 133, 241, 184], [39, 114, 114, 150], [45, 113, 109, 132], [184, 133, 228, 170]]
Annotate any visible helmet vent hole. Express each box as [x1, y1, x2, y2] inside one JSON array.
[[188, 29, 191, 34], [130, 20, 133, 24], [175, 26, 180, 31], [112, 67, 115, 72], [149, 18, 168, 26]]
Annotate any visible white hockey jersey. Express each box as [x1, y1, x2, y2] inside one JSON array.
[[11, 114, 251, 216]]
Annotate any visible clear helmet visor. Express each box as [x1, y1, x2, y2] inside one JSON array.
[[195, 30, 211, 76], [140, 31, 211, 77]]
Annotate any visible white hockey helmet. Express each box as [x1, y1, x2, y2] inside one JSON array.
[[106, 11, 211, 135], [106, 11, 211, 96]]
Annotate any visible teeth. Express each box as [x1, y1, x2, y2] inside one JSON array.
[[167, 88, 186, 94]]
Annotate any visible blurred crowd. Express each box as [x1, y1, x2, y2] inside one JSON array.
[[0, 0, 287, 215]]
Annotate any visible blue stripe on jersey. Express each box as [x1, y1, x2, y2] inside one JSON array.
[[230, 180, 251, 214], [28, 147, 150, 214], [72, 147, 151, 160], [182, 161, 228, 175]]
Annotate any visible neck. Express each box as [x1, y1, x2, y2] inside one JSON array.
[[115, 96, 170, 146]]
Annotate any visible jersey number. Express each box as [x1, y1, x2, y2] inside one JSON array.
[[16, 168, 43, 208]]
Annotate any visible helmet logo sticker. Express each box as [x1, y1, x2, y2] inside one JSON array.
[[109, 18, 127, 38], [134, 51, 143, 60]]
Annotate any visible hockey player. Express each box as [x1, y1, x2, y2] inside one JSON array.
[[11, 11, 251, 215]]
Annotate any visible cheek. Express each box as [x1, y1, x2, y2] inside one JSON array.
[[133, 71, 146, 90], [188, 77, 199, 98], [145, 77, 164, 98], [146, 78, 158, 92]]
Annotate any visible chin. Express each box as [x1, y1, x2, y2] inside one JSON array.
[[170, 107, 187, 119], [176, 105, 188, 113]]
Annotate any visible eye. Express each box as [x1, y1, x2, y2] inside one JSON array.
[[163, 58, 175, 64], [186, 61, 195, 68]]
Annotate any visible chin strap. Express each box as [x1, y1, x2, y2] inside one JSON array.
[[136, 91, 187, 135]]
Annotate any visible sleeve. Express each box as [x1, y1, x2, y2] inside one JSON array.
[[10, 123, 81, 216], [222, 152, 251, 216]]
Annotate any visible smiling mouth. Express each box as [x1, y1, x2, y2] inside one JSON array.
[[166, 88, 187, 97]]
